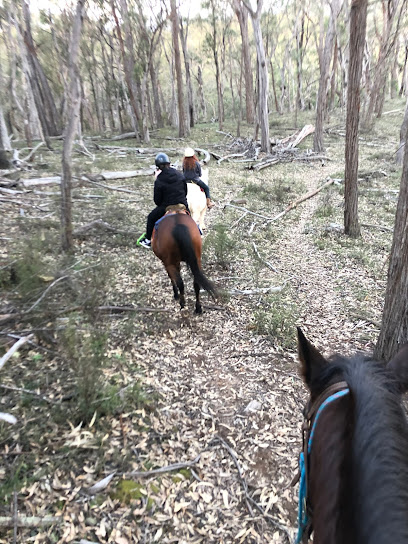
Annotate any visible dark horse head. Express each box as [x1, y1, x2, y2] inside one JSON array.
[[152, 211, 216, 314], [296, 327, 408, 544]]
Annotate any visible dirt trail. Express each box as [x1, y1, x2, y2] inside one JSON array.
[[130, 179, 355, 542], [128, 158, 387, 542]]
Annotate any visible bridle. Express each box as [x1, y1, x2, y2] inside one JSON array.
[[294, 381, 350, 544]]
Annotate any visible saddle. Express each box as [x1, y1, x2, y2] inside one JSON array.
[[164, 204, 188, 214]]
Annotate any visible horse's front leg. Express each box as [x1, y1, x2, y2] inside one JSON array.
[[194, 280, 202, 314], [199, 200, 207, 230]]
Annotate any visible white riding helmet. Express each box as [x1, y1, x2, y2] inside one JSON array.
[[184, 147, 195, 157]]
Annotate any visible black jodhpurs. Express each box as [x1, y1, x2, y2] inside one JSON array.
[[146, 206, 166, 239]]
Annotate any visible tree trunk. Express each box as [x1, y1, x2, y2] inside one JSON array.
[[399, 42, 408, 96], [179, 18, 195, 128], [209, 0, 224, 131], [244, 0, 270, 153], [390, 40, 400, 99], [363, 0, 403, 127], [233, 0, 255, 124], [396, 98, 408, 166], [295, 6, 306, 124], [61, 0, 85, 252], [22, 2, 61, 138], [111, 0, 143, 140], [344, 0, 368, 238], [374, 101, 408, 361], [196, 65, 207, 121], [170, 0, 186, 137], [329, 39, 339, 110], [150, 62, 163, 128], [313, 0, 342, 152]]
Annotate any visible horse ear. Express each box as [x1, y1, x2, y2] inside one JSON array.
[[297, 327, 329, 388], [386, 343, 408, 393]]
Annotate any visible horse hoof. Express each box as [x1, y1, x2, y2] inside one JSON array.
[[195, 305, 203, 314]]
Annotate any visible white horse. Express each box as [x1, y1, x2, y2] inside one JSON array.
[[187, 168, 209, 231]]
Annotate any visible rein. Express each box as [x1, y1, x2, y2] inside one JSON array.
[[295, 381, 350, 543]]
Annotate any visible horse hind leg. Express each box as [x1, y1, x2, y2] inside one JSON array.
[[194, 280, 202, 314], [166, 264, 185, 309]]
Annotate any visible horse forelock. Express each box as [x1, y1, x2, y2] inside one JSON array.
[[315, 355, 408, 542]]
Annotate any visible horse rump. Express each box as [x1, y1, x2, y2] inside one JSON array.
[[172, 221, 216, 300]]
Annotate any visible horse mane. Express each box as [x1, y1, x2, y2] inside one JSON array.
[[321, 355, 408, 542]]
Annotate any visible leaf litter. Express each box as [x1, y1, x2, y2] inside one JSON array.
[[0, 116, 403, 542]]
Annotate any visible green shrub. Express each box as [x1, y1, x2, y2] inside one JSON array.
[[60, 320, 108, 422], [204, 222, 236, 269], [252, 292, 299, 350]]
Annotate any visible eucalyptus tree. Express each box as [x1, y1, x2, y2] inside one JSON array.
[[363, 0, 407, 127], [61, 0, 86, 252], [344, 0, 368, 237], [313, 0, 343, 152], [179, 16, 195, 128], [111, 0, 144, 140], [397, 98, 408, 165], [375, 100, 408, 362], [20, 1, 61, 140], [232, 0, 255, 124], [170, 0, 187, 136], [205, 0, 226, 130], [242, 0, 270, 153]]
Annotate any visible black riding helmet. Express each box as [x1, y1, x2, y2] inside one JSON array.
[[155, 152, 170, 169]]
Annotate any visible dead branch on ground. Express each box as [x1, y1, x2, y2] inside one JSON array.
[[0, 516, 62, 528], [0, 335, 34, 371]]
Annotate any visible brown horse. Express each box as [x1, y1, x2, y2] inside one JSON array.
[[152, 211, 216, 313], [296, 327, 408, 544]]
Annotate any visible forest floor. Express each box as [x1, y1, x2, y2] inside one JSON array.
[[0, 101, 405, 543]]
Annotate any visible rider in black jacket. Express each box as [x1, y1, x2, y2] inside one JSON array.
[[139, 153, 188, 249]]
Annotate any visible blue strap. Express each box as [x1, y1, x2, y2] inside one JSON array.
[[296, 388, 350, 543], [154, 213, 202, 235], [296, 451, 307, 543], [307, 389, 350, 454]]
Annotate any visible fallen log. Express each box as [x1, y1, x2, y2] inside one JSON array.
[[20, 168, 155, 188], [0, 335, 33, 371], [284, 177, 335, 212], [0, 516, 62, 528], [278, 124, 315, 148], [265, 177, 336, 224], [73, 219, 137, 237], [111, 131, 138, 140], [195, 147, 211, 163]]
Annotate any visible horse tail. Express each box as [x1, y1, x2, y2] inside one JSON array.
[[172, 223, 217, 299]]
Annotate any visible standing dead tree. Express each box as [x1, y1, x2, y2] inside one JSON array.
[[61, 0, 86, 252]]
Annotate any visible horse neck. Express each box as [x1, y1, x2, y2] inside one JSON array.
[[309, 395, 356, 544], [311, 362, 408, 543], [350, 369, 408, 543]]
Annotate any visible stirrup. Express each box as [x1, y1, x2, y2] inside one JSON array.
[[136, 233, 147, 246]]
